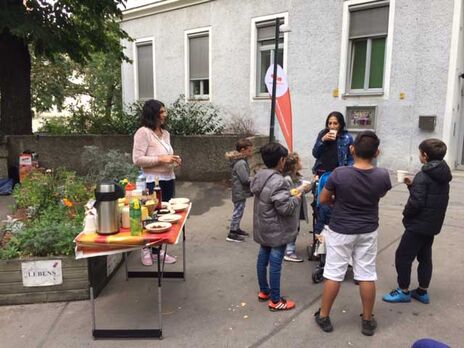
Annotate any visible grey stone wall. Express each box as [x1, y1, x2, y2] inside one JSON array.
[[6, 135, 268, 181], [0, 137, 8, 178]]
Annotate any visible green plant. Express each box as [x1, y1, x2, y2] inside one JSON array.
[[36, 101, 140, 135], [0, 236, 20, 259], [12, 171, 54, 210], [166, 95, 224, 135], [12, 168, 93, 211], [37, 117, 72, 135], [81, 145, 139, 183], [13, 206, 84, 258]]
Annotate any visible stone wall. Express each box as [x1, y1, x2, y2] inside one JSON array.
[[0, 137, 8, 178], [6, 134, 268, 181]]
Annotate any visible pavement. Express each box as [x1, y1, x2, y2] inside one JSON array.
[[0, 173, 463, 348]]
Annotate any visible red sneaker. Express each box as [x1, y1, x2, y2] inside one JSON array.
[[268, 298, 295, 311], [258, 291, 270, 302]]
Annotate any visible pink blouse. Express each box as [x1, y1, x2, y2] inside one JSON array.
[[132, 127, 175, 180]]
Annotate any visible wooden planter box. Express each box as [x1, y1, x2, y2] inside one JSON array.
[[0, 254, 122, 306]]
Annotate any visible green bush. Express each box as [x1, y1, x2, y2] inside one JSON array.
[[36, 102, 140, 135], [37, 117, 71, 135], [3, 206, 84, 258], [3, 169, 93, 259], [166, 95, 224, 135], [12, 169, 93, 211], [81, 145, 139, 183]]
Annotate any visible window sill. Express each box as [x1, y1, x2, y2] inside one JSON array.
[[342, 92, 384, 98], [252, 96, 270, 101], [187, 97, 210, 102]]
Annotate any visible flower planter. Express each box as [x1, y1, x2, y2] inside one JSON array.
[[0, 254, 122, 306]]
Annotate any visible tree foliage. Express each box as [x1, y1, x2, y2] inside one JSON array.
[[1, 0, 128, 64], [0, 0, 129, 135]]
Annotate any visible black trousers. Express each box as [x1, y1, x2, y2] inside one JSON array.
[[147, 179, 176, 201], [395, 230, 434, 289]]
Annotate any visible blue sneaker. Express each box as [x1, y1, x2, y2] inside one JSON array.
[[411, 289, 430, 304], [382, 288, 411, 303]]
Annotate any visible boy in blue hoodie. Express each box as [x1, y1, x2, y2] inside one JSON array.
[[383, 139, 452, 305]]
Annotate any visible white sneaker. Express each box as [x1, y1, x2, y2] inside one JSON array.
[[284, 254, 304, 262], [152, 250, 177, 264], [141, 247, 153, 266]]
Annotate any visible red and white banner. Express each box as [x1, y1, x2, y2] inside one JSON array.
[[265, 64, 293, 152]]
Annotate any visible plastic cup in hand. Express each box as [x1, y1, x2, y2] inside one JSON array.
[[329, 129, 337, 138], [397, 170, 408, 183]]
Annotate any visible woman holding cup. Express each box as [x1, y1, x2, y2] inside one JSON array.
[[312, 111, 354, 176], [132, 99, 181, 265]]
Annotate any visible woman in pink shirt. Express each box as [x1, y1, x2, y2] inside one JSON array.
[[132, 99, 182, 265]]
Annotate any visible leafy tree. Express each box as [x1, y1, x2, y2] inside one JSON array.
[[31, 53, 78, 113], [0, 0, 129, 135]]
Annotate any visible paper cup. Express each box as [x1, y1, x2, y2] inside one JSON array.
[[397, 170, 408, 183], [329, 129, 337, 137]]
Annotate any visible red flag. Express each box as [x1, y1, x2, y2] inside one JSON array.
[[265, 64, 293, 152]]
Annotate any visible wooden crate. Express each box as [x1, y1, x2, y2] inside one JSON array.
[[0, 255, 123, 306]]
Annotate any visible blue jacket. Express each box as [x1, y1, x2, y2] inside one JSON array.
[[312, 129, 354, 174]]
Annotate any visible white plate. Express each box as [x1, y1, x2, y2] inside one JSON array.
[[171, 203, 189, 212], [145, 222, 172, 233], [169, 198, 190, 205], [161, 201, 170, 209], [157, 214, 182, 224]]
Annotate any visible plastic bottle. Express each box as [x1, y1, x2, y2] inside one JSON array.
[[136, 171, 147, 191], [129, 198, 142, 236], [125, 182, 135, 205], [154, 176, 162, 210]]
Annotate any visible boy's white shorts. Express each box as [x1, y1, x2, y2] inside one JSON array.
[[322, 226, 378, 282]]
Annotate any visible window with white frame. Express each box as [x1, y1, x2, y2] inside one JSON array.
[[256, 20, 284, 96], [188, 32, 209, 99], [347, 1, 389, 93], [136, 41, 154, 100]]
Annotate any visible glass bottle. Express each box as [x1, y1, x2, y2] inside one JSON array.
[[154, 176, 162, 210]]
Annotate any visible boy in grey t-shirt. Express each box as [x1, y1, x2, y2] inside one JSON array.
[[314, 131, 391, 336]]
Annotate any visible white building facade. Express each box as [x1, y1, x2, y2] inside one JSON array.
[[120, 0, 464, 173]]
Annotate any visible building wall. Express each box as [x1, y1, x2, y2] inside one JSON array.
[[121, 0, 456, 173], [443, 0, 464, 168]]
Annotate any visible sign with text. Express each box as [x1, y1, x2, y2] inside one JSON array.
[[265, 64, 293, 152], [21, 260, 63, 287]]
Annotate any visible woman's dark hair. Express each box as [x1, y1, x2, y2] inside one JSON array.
[[419, 138, 447, 161], [140, 99, 165, 129], [325, 111, 346, 132], [260, 142, 288, 168]]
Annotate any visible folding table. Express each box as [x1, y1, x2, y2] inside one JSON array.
[[74, 204, 191, 339]]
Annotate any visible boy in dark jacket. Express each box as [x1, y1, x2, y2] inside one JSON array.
[[383, 139, 452, 304], [251, 142, 302, 311], [225, 138, 253, 242]]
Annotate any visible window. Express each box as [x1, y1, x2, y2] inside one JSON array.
[[256, 20, 284, 96], [136, 41, 154, 100], [348, 2, 389, 93], [187, 32, 209, 99]]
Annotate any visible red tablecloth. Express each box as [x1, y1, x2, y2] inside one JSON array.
[[74, 204, 191, 259]]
